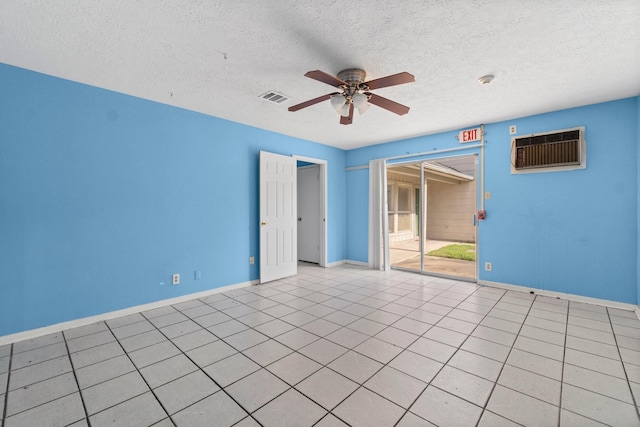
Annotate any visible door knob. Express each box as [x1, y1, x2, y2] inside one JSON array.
[[261, 221, 267, 226], [298, 217, 302, 221]]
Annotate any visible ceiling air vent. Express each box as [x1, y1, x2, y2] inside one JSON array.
[[259, 91, 290, 104], [511, 127, 586, 174]]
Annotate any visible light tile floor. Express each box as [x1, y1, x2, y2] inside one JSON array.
[[1, 264, 640, 426]]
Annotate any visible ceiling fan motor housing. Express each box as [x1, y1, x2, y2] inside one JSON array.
[[337, 69, 367, 91]]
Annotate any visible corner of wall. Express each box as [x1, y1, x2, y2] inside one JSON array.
[[637, 95, 640, 305]]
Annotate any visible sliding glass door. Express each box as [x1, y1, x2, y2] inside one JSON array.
[[388, 155, 477, 280]]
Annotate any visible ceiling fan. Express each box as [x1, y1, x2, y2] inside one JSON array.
[[288, 69, 415, 125]]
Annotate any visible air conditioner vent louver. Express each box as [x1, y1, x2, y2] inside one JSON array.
[[514, 129, 582, 170], [259, 91, 290, 104]]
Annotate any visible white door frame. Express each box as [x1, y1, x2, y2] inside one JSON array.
[[297, 164, 321, 264], [293, 155, 327, 268]]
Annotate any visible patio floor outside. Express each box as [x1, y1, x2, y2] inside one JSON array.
[[390, 239, 476, 279]]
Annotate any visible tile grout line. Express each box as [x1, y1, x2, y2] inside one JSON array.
[[1, 273, 436, 426], [108, 278, 640, 425], [389, 284, 490, 425], [138, 308, 265, 426], [556, 297, 570, 427], [407, 285, 512, 426], [179, 272, 460, 422], [168, 271, 631, 425], [198, 292, 342, 425], [1, 344, 12, 427], [5, 266, 637, 426], [282, 276, 445, 426], [499, 297, 631, 425], [557, 304, 633, 425], [471, 291, 538, 427], [559, 305, 640, 422], [61, 331, 92, 427], [435, 289, 525, 425], [605, 306, 640, 422], [2, 340, 98, 423], [1, 342, 91, 423], [219, 274, 451, 425], [383, 282, 487, 425], [102, 320, 175, 426], [296, 278, 487, 426]]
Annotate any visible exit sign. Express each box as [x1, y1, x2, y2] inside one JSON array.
[[458, 127, 482, 143]]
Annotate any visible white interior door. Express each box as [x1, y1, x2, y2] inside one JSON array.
[[260, 151, 297, 283], [297, 165, 321, 263]]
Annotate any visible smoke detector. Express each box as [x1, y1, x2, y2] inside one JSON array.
[[477, 75, 495, 85]]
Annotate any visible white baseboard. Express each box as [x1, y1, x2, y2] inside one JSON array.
[[325, 260, 346, 268], [325, 259, 368, 268], [344, 260, 368, 267], [310, 259, 369, 268], [479, 279, 638, 312], [4, 274, 636, 346], [0, 280, 258, 346]]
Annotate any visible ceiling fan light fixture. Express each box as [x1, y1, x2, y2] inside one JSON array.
[[330, 94, 346, 113], [356, 102, 370, 115], [352, 92, 370, 115], [340, 102, 351, 117]]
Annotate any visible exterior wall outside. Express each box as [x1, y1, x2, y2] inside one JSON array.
[[434, 155, 476, 176], [387, 170, 419, 243], [426, 180, 476, 242], [387, 171, 419, 186], [389, 232, 414, 244]]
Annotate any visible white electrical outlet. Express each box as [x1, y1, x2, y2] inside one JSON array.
[[509, 125, 517, 134], [172, 273, 180, 285], [485, 262, 492, 272], [249, 256, 255, 265]]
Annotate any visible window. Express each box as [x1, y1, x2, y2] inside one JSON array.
[[396, 186, 412, 231], [387, 183, 413, 234], [387, 184, 395, 232], [511, 127, 585, 174]]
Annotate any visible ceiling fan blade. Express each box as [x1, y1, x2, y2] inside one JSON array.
[[340, 103, 354, 125], [288, 92, 339, 112], [364, 72, 415, 90], [366, 93, 410, 115], [305, 70, 346, 87]]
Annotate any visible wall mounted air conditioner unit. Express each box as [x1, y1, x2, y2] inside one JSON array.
[[511, 127, 586, 174]]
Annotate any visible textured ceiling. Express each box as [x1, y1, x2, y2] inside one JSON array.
[[1, 1, 639, 150]]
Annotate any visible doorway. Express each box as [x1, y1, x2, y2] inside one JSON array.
[[259, 152, 327, 284], [387, 154, 477, 280], [294, 156, 327, 267], [297, 163, 321, 264]]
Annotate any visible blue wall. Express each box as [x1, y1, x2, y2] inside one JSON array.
[[347, 98, 639, 305], [0, 64, 346, 335], [637, 96, 640, 306], [482, 100, 637, 303], [1, 61, 638, 337]]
